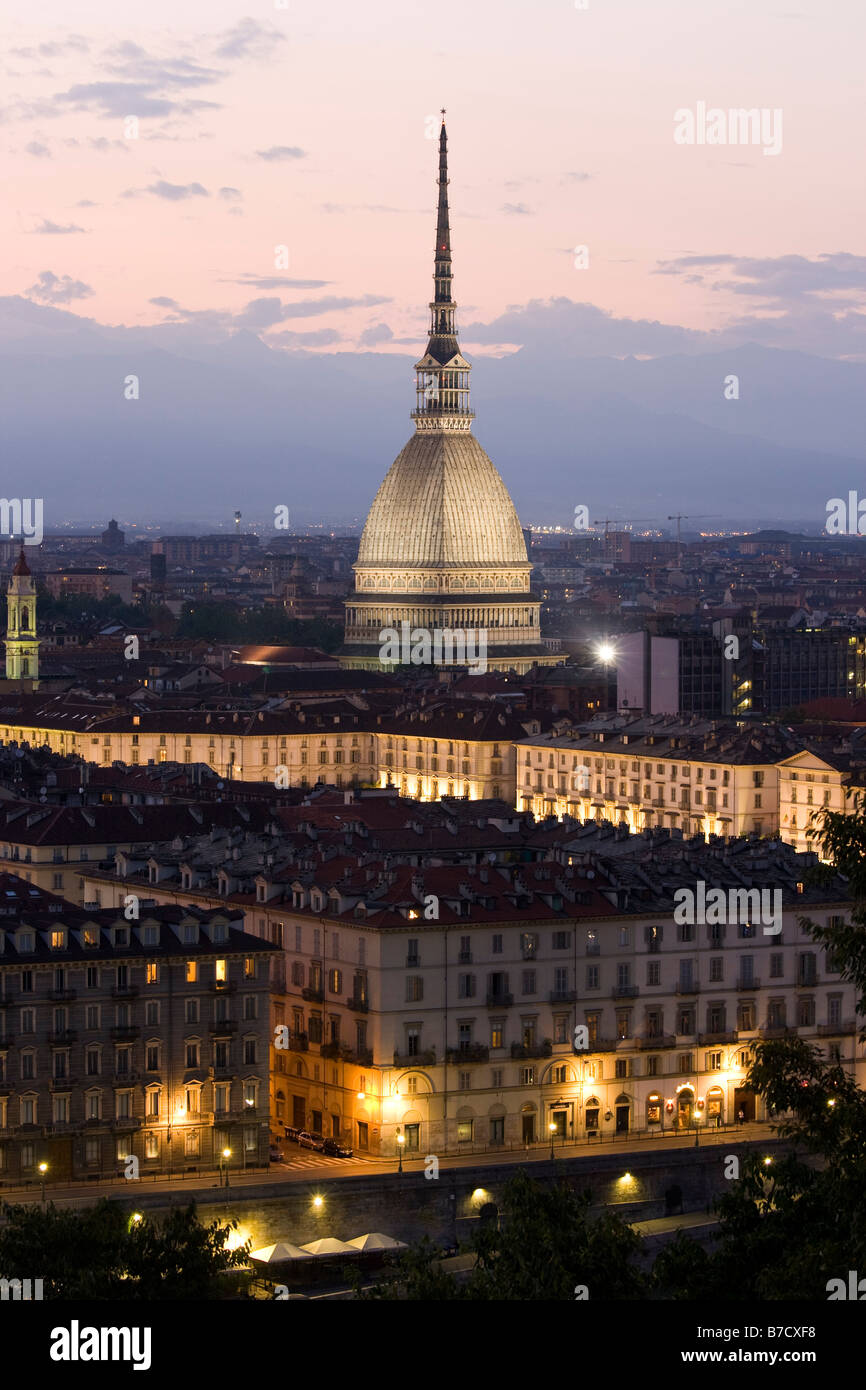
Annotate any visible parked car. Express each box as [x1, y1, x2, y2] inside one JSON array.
[[322, 1138, 354, 1158], [284, 1126, 301, 1143], [298, 1131, 325, 1151], [269, 1144, 283, 1163]]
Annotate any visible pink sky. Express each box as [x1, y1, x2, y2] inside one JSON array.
[[3, 0, 864, 355]]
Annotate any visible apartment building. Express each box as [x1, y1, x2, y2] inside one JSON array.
[[0, 898, 277, 1183], [0, 697, 539, 803], [77, 822, 857, 1157], [516, 714, 808, 843]]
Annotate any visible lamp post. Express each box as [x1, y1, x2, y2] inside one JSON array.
[[397, 1130, 405, 1174], [221, 1146, 232, 1188], [38, 1161, 48, 1203], [548, 1121, 556, 1160]]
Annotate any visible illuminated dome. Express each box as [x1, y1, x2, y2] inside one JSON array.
[[340, 115, 565, 675], [356, 430, 529, 571]]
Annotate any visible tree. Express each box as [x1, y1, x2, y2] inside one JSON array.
[[357, 1169, 645, 1300], [0, 1199, 248, 1300], [655, 786, 866, 1300]]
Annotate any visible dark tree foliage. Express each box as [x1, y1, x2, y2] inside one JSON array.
[[356, 1169, 646, 1301], [174, 602, 343, 651], [0, 1199, 248, 1300]]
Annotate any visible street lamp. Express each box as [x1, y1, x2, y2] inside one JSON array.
[[548, 1121, 557, 1160], [221, 1147, 232, 1188], [397, 1130, 405, 1174], [38, 1161, 48, 1203]]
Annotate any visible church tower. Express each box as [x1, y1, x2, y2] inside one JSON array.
[[341, 116, 564, 673], [5, 549, 40, 685]]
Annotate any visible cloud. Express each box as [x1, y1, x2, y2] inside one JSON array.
[[149, 296, 180, 308], [656, 252, 866, 307], [31, 219, 87, 234], [230, 274, 330, 290], [268, 327, 343, 348], [76, 199, 99, 207], [359, 322, 393, 346], [502, 202, 532, 215], [26, 270, 94, 305], [465, 297, 710, 357], [563, 171, 593, 182], [156, 291, 392, 333], [10, 36, 89, 59], [136, 181, 210, 200], [24, 141, 51, 157], [218, 186, 242, 201], [54, 82, 174, 119], [214, 18, 287, 60], [255, 145, 306, 161]]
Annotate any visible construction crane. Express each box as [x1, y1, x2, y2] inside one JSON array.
[[591, 517, 664, 536], [667, 514, 721, 563]]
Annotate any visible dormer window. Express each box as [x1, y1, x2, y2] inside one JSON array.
[[183, 924, 197, 945], [83, 928, 99, 949], [17, 932, 34, 953], [50, 930, 65, 950], [212, 921, 228, 943], [114, 927, 129, 947], [142, 925, 158, 946]]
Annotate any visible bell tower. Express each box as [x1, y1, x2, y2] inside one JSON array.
[[5, 548, 39, 685]]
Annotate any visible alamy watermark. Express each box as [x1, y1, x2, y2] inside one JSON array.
[[378, 622, 487, 675], [674, 881, 782, 935], [0, 498, 43, 545], [674, 103, 783, 156]]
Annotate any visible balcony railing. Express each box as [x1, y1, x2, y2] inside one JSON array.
[[209, 1020, 238, 1035], [301, 986, 324, 1003], [549, 990, 577, 1004], [675, 983, 700, 995], [635, 1034, 676, 1050], [211, 981, 237, 994], [112, 1117, 142, 1130], [445, 1044, 489, 1064], [346, 995, 369, 1013], [817, 1021, 856, 1036], [288, 1032, 308, 1052], [393, 1049, 435, 1067], [48, 988, 77, 1002], [510, 1040, 552, 1060], [736, 978, 761, 991], [486, 992, 514, 1008], [49, 1029, 77, 1044], [698, 1030, 738, 1045], [111, 985, 139, 999], [759, 1025, 793, 1038], [582, 1037, 618, 1053], [612, 985, 639, 998], [110, 1025, 140, 1041]]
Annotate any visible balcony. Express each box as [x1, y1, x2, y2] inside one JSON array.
[[510, 1040, 552, 1060], [346, 995, 369, 1013], [112, 1117, 142, 1131], [675, 983, 700, 996], [209, 1020, 238, 1036], [486, 992, 514, 1008], [736, 978, 761, 991], [393, 1049, 435, 1067], [445, 1044, 489, 1064], [611, 985, 639, 998], [110, 1025, 140, 1041], [111, 985, 139, 999], [797, 976, 819, 989], [288, 1032, 308, 1052], [582, 1037, 618, 1053], [549, 990, 577, 1004], [817, 1021, 856, 1036], [320, 1040, 348, 1060], [635, 1034, 676, 1050], [49, 1075, 77, 1089], [113, 1070, 139, 1083], [301, 986, 324, 1003], [48, 988, 77, 1002], [699, 1030, 738, 1046], [759, 1025, 793, 1039], [49, 1029, 77, 1044], [457, 953, 472, 965], [211, 981, 237, 994]]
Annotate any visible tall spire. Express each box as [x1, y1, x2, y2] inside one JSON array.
[[412, 111, 474, 431]]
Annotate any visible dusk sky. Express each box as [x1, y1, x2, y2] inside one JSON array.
[[5, 0, 865, 357], [2, 0, 865, 527]]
